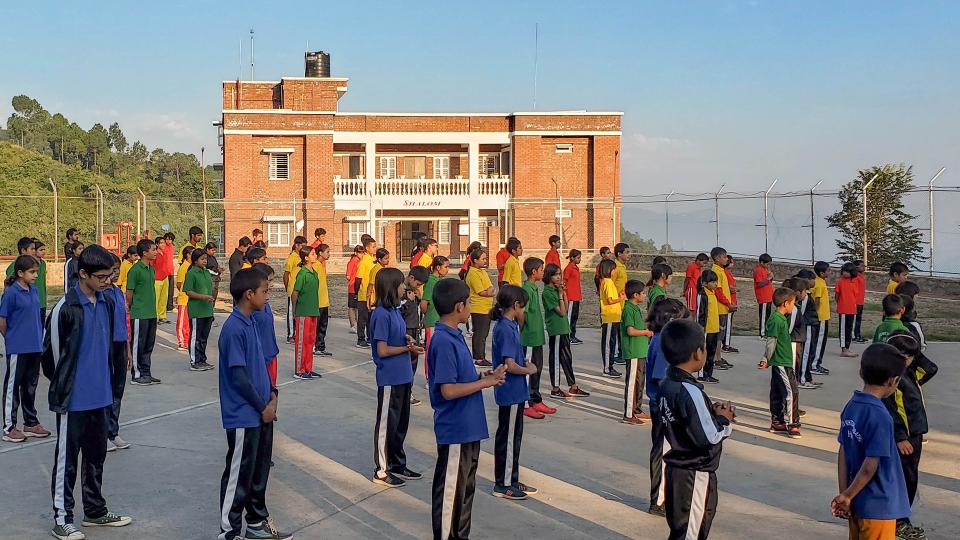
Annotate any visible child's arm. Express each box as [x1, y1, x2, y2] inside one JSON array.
[[440, 364, 506, 400], [832, 454, 878, 518], [758, 336, 777, 368], [291, 291, 300, 312], [914, 354, 938, 385], [0, 316, 7, 337], [504, 356, 537, 375], [626, 324, 653, 337], [230, 366, 277, 423], [376, 339, 416, 358], [684, 391, 733, 448]]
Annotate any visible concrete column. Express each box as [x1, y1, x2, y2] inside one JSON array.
[[365, 142, 377, 234], [467, 142, 480, 242]]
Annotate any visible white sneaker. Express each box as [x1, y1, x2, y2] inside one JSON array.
[[110, 436, 131, 450], [349, 328, 357, 334], [798, 381, 818, 390]]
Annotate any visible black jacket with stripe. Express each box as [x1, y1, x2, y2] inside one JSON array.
[[41, 287, 125, 414], [657, 366, 732, 471], [882, 318, 938, 441]]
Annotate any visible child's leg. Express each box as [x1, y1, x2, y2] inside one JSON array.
[[636, 359, 647, 412], [568, 300, 580, 339], [357, 303, 369, 343], [195, 317, 213, 365], [854, 304, 864, 340], [176, 305, 189, 348], [424, 327, 432, 379], [154, 280, 167, 321], [293, 317, 303, 375], [649, 405, 668, 508], [769, 367, 788, 425], [844, 316, 854, 349], [470, 314, 490, 361], [724, 312, 734, 347], [286, 296, 295, 340], [244, 422, 274, 527], [815, 321, 828, 368], [21, 353, 40, 428], [664, 466, 717, 540], [315, 307, 329, 352], [494, 405, 511, 486], [527, 346, 544, 405], [387, 383, 412, 475], [219, 425, 262, 539], [900, 434, 923, 513], [3, 354, 22, 432], [758, 303, 767, 338], [547, 335, 559, 388], [558, 335, 576, 386], [107, 347, 125, 440], [189, 318, 199, 366], [839, 314, 848, 349], [432, 441, 481, 540], [302, 316, 316, 373], [600, 323, 612, 371], [51, 412, 85, 526], [131, 318, 157, 379], [786, 367, 800, 427], [508, 404, 523, 487], [78, 407, 109, 520], [703, 333, 719, 377], [623, 359, 638, 418], [800, 326, 814, 383]]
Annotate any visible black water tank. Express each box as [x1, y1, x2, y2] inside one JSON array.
[[304, 51, 331, 77]]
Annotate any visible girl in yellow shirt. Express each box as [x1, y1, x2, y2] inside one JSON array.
[[598, 259, 624, 377]]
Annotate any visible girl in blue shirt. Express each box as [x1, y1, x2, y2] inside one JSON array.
[[490, 285, 539, 500], [370, 267, 423, 488]]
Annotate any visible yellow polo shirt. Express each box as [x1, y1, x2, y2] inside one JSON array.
[[314, 261, 329, 309], [704, 288, 720, 333], [356, 253, 374, 302], [418, 252, 434, 269], [600, 278, 623, 323], [118, 259, 133, 292], [502, 255, 522, 286], [814, 276, 831, 321], [465, 266, 494, 314], [284, 251, 301, 295], [367, 263, 384, 305], [712, 263, 730, 315], [886, 279, 898, 295], [176, 261, 191, 306]]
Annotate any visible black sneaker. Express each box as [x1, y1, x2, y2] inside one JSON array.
[[82, 511, 132, 527], [244, 518, 292, 539], [201, 362, 215, 371], [698, 376, 719, 384], [392, 468, 423, 481], [715, 363, 730, 371], [372, 473, 406, 488], [718, 359, 734, 368], [492, 484, 527, 500], [316, 350, 333, 357], [148, 376, 162, 385], [613, 356, 626, 365], [189, 363, 203, 372], [570, 336, 584, 345], [308, 371, 323, 378], [722, 346, 739, 354], [516, 482, 538, 495], [648, 504, 666, 516], [355, 341, 368, 349], [567, 386, 590, 397], [603, 368, 622, 378], [410, 395, 422, 406], [131, 377, 151, 386], [474, 359, 492, 367]]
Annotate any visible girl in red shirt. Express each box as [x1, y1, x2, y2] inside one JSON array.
[[683, 253, 709, 313], [835, 262, 860, 350], [563, 249, 583, 344]]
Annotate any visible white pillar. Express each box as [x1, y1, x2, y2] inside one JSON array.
[[365, 142, 377, 234], [467, 142, 480, 242]]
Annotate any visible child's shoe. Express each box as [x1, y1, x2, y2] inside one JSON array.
[[2, 427, 26, 443], [492, 484, 527, 500], [517, 482, 538, 495], [22, 424, 50, 438], [621, 416, 645, 425], [550, 388, 570, 399], [245, 518, 293, 539], [534, 402, 557, 414], [51, 523, 85, 540], [81, 511, 132, 527], [787, 426, 802, 439], [769, 423, 788, 434], [372, 473, 406, 488], [567, 385, 590, 397], [648, 504, 666, 516], [523, 407, 545, 420]]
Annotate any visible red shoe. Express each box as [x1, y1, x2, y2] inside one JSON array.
[[769, 423, 788, 433], [523, 407, 545, 419], [22, 424, 51, 438], [2, 428, 26, 443], [621, 416, 645, 425], [787, 426, 802, 439], [636, 411, 652, 421], [534, 402, 557, 414]]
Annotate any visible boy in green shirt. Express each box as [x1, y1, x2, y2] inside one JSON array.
[[760, 287, 801, 438], [622, 280, 654, 425], [521, 257, 556, 419], [126, 239, 160, 386], [183, 249, 215, 371], [647, 263, 672, 312], [542, 264, 590, 401], [873, 294, 908, 343]]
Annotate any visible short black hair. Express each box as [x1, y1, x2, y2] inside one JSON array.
[[204, 242, 217, 251], [789, 277, 811, 293], [125, 245, 137, 257], [773, 287, 796, 307], [695, 252, 709, 262], [614, 242, 630, 256], [853, 259, 865, 267], [814, 261, 829, 276], [567, 248, 581, 260], [292, 235, 307, 247], [899, 294, 917, 321], [253, 262, 275, 278], [894, 281, 920, 298], [840, 261, 858, 278], [599, 246, 611, 256], [375, 267, 404, 309], [598, 258, 616, 279], [314, 227, 326, 237], [363, 236, 377, 248], [65, 227, 78, 239], [490, 284, 528, 321], [795, 268, 816, 280], [548, 235, 560, 245], [709, 246, 726, 259], [251, 228, 263, 236], [660, 319, 706, 366], [647, 298, 690, 333], [78, 244, 114, 274], [506, 237, 521, 254], [625, 279, 645, 298], [189, 226, 203, 237], [433, 278, 470, 316], [543, 263, 562, 284], [409, 266, 429, 284], [699, 268, 719, 286], [651, 255, 666, 266], [164, 232, 176, 241], [238, 236, 252, 247], [431, 255, 449, 271], [860, 343, 906, 386], [651, 263, 673, 281], [245, 247, 266, 263], [230, 268, 267, 303], [181, 245, 194, 261], [523, 257, 544, 277], [16, 237, 34, 253], [136, 239, 155, 256], [315, 243, 330, 255], [889, 262, 909, 276], [882, 294, 904, 316], [375, 248, 390, 262], [885, 330, 921, 358], [759, 253, 772, 264], [190, 248, 206, 264]]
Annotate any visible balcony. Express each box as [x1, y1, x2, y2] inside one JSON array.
[[333, 175, 511, 210]]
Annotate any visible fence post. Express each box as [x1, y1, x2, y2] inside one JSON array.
[[806, 179, 823, 264], [862, 173, 879, 267], [762, 179, 778, 254], [94, 184, 104, 242], [714, 183, 725, 246], [137, 188, 147, 236], [201, 146, 209, 237], [927, 167, 945, 276], [48, 178, 58, 262]]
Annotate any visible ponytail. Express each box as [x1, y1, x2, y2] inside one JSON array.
[[489, 284, 528, 321], [430, 255, 449, 273]]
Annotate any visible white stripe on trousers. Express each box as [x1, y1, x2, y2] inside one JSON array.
[[685, 470, 710, 540], [441, 443, 461, 540], [759, 304, 768, 337], [814, 320, 827, 366], [375, 386, 392, 478], [657, 439, 671, 506], [801, 326, 814, 382], [504, 404, 519, 485], [189, 319, 198, 365], [218, 427, 246, 540], [777, 366, 793, 424], [625, 359, 638, 418], [53, 412, 69, 525], [839, 315, 847, 347], [601, 323, 613, 370], [131, 320, 141, 379], [3, 354, 18, 432], [294, 317, 304, 374]]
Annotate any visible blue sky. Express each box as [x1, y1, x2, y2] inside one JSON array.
[[3, 1, 959, 267]]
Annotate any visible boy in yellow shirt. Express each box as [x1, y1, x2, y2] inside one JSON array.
[[887, 262, 909, 295], [709, 247, 735, 369], [366, 248, 391, 308], [283, 235, 307, 343], [417, 238, 438, 269], [599, 259, 625, 378], [696, 269, 722, 383], [313, 244, 332, 357], [501, 238, 523, 287], [355, 235, 377, 348]]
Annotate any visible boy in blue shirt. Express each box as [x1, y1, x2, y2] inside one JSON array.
[[832, 343, 910, 540], [427, 279, 505, 540], [217, 268, 290, 540], [106, 253, 132, 452], [41, 245, 132, 539]]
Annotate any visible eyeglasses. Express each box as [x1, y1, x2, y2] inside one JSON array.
[[89, 272, 114, 283]]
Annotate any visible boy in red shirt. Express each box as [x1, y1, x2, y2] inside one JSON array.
[[853, 259, 867, 343], [683, 253, 709, 314], [754, 253, 775, 337], [545, 235, 562, 268], [563, 249, 583, 344], [835, 262, 860, 352]]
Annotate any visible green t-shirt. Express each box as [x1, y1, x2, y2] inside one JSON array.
[[293, 266, 321, 317], [520, 281, 545, 347], [542, 284, 570, 336], [647, 284, 666, 312], [183, 266, 214, 318], [6, 259, 46, 306], [873, 317, 908, 344], [422, 274, 440, 328], [764, 311, 793, 367], [620, 301, 649, 359], [126, 260, 157, 319]]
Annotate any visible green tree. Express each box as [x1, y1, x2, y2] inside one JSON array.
[[826, 164, 925, 270], [619, 224, 659, 253], [108, 122, 128, 153]]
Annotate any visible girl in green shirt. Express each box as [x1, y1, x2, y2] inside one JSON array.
[[542, 264, 590, 400], [183, 249, 215, 371]]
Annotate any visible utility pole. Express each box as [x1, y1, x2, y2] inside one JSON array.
[[714, 183, 725, 246], [927, 167, 945, 276], [48, 178, 58, 262], [201, 147, 209, 237], [250, 29, 255, 80], [761, 179, 778, 254], [862, 173, 879, 268], [665, 190, 675, 248], [805, 179, 823, 264]]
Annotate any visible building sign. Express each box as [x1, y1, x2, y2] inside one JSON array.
[[402, 200, 442, 208]]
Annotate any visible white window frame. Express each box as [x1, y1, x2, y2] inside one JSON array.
[[268, 153, 290, 180], [432, 156, 450, 179], [348, 222, 369, 247], [437, 220, 451, 244], [478, 154, 498, 175], [379, 156, 397, 179], [267, 222, 291, 247]]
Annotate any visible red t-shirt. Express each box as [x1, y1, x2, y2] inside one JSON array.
[[684, 262, 701, 309], [495, 248, 510, 282], [545, 248, 561, 269], [153, 244, 174, 280], [753, 265, 774, 304], [854, 274, 866, 305], [346, 255, 360, 290], [724, 267, 737, 303], [563, 262, 582, 301], [410, 251, 423, 268], [835, 277, 859, 315]]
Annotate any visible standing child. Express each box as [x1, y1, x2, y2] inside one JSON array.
[[421, 256, 450, 381], [174, 246, 193, 351], [204, 243, 224, 304], [464, 247, 495, 367], [545, 235, 562, 268], [402, 266, 429, 405], [522, 257, 555, 419], [594, 246, 612, 293], [42, 245, 133, 539], [106, 254, 131, 452], [612, 243, 631, 361], [622, 279, 654, 425], [346, 244, 363, 335], [683, 253, 709, 315], [598, 258, 624, 378], [253, 263, 281, 387], [495, 238, 516, 285], [183, 248, 216, 372], [355, 236, 377, 348], [709, 247, 734, 370], [283, 236, 307, 343], [427, 278, 506, 540], [721, 256, 739, 354], [562, 249, 583, 344], [501, 238, 523, 287], [647, 263, 672, 310], [63, 241, 83, 291], [836, 262, 860, 358], [118, 246, 137, 292], [759, 287, 801, 438], [370, 268, 424, 487], [32, 240, 48, 322], [658, 319, 734, 539], [810, 261, 837, 366], [788, 277, 820, 390], [366, 248, 390, 309], [695, 269, 721, 384], [291, 246, 320, 380], [853, 259, 867, 342], [1, 255, 49, 443], [126, 239, 160, 386], [542, 264, 589, 400], [887, 262, 909, 295], [153, 234, 174, 324], [754, 254, 774, 337], [313, 244, 332, 358], [490, 285, 539, 500], [832, 344, 910, 540], [217, 268, 290, 540], [873, 295, 908, 343]]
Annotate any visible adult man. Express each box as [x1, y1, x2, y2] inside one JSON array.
[[228, 237, 252, 279], [64, 228, 79, 259], [251, 229, 266, 249]]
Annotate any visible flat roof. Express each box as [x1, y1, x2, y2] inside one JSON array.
[[223, 110, 622, 117]]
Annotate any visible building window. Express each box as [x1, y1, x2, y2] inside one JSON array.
[[433, 157, 450, 179], [555, 143, 573, 154], [477, 219, 488, 244], [267, 222, 291, 247], [268, 153, 289, 180], [479, 154, 499, 176], [438, 220, 450, 244], [348, 222, 368, 247], [379, 156, 397, 179]]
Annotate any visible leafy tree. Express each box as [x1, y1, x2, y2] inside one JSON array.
[[619, 224, 659, 253], [108, 122, 128, 153], [826, 164, 925, 270]]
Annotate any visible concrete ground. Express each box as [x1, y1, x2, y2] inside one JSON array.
[[1, 312, 958, 539]]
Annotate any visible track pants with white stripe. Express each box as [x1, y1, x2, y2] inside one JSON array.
[[176, 305, 191, 348], [800, 322, 825, 383], [219, 423, 273, 540], [649, 402, 669, 508], [838, 314, 854, 349], [107, 342, 127, 440], [494, 404, 524, 487], [720, 314, 733, 347], [356, 303, 369, 344], [701, 333, 719, 378], [51, 407, 110, 526], [130, 318, 157, 380], [3, 352, 41, 432], [854, 304, 864, 341], [665, 466, 718, 540], [600, 322, 619, 371], [432, 441, 480, 540], [567, 300, 580, 340], [374, 383, 412, 479], [547, 335, 576, 388], [624, 358, 645, 418], [285, 297, 295, 340], [190, 317, 214, 366], [758, 303, 772, 337], [525, 345, 544, 405], [769, 366, 800, 427]]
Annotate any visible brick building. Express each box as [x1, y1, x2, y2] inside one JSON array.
[[217, 60, 622, 262]]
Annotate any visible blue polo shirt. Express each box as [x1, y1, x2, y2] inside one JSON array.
[[428, 322, 488, 444], [491, 318, 527, 406], [370, 306, 413, 387], [838, 390, 911, 520], [0, 282, 42, 354], [253, 302, 280, 361], [646, 333, 667, 407], [67, 287, 113, 411], [108, 285, 128, 343], [218, 309, 271, 429]]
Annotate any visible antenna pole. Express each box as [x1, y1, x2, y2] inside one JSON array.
[[250, 29, 255, 80], [533, 23, 539, 110]]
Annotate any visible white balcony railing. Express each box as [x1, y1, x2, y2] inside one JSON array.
[[333, 175, 511, 202], [333, 176, 367, 197], [376, 178, 470, 197]]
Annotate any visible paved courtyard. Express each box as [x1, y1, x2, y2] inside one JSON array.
[[1, 312, 958, 539]]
